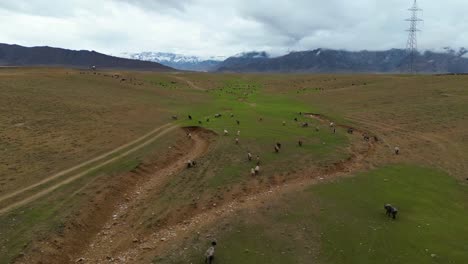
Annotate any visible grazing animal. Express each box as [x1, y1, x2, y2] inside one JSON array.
[[274, 145, 280, 153], [255, 165, 260, 175], [347, 128, 354, 134], [384, 204, 398, 219], [256, 155, 260, 164], [394, 147, 400, 155], [282, 121, 286, 126], [224, 129, 229, 136], [330, 122, 335, 127], [198, 121, 202, 125], [172, 115, 178, 120], [188, 115, 192, 120], [298, 140, 303, 147], [187, 160, 196, 168], [205, 241, 217, 264], [237, 130, 240, 136], [231, 113, 234, 117], [236, 120, 240, 125], [215, 113, 222, 118], [206, 118, 210, 122], [187, 133, 192, 139], [315, 127, 320, 132], [247, 152, 252, 161], [302, 122, 309, 128], [363, 134, 370, 141], [250, 168, 256, 176], [235, 138, 239, 144], [276, 142, 282, 149], [294, 117, 298, 122]]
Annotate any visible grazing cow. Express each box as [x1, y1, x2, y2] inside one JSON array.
[[236, 120, 240, 125], [347, 128, 354, 134], [394, 147, 400, 155], [255, 165, 260, 175], [298, 140, 303, 147], [302, 122, 309, 128], [384, 204, 398, 219], [247, 152, 252, 161], [224, 129, 229, 136], [188, 115, 192, 120], [172, 115, 178, 120]]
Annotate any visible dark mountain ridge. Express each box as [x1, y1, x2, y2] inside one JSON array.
[[216, 48, 468, 73], [0, 43, 173, 70]]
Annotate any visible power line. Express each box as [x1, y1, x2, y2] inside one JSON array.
[[405, 0, 423, 73]]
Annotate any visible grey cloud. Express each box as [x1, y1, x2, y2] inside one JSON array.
[[0, 0, 468, 57], [114, 0, 193, 11]]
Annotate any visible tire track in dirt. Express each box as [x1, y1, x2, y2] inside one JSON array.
[[0, 124, 178, 215], [172, 75, 206, 91], [96, 114, 381, 263]]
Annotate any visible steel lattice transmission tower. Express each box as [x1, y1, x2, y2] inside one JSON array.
[[405, 0, 423, 73]]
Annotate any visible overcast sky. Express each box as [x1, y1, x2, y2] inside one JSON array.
[[0, 0, 467, 58]]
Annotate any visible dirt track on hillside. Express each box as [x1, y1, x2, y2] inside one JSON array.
[[0, 123, 177, 215]]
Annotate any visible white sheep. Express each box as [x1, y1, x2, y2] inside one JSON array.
[[255, 165, 260, 175], [250, 168, 256, 176], [224, 129, 229, 136]]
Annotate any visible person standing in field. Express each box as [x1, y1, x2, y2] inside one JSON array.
[[205, 241, 217, 264]]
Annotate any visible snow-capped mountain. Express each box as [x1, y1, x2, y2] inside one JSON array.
[[119, 52, 225, 71]]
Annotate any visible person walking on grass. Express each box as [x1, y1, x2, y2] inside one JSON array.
[[205, 241, 217, 264]]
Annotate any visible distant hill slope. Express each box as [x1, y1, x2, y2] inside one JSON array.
[[119, 52, 225, 71], [0, 43, 174, 70], [216, 49, 468, 73]]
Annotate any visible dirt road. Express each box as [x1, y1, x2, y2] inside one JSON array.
[[0, 123, 178, 215]]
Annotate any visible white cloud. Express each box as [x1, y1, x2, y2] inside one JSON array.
[[0, 0, 467, 57]]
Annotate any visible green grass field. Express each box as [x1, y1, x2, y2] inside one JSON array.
[[159, 165, 468, 264]]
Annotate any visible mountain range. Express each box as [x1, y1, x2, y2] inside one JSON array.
[[119, 52, 225, 71], [0, 43, 172, 71], [215, 49, 468, 73], [2, 43, 468, 73]]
